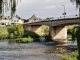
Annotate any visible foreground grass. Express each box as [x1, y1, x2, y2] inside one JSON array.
[[62, 51, 78, 60]]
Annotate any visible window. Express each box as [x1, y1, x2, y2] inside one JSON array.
[[14, 20, 16, 22], [17, 20, 19, 22]]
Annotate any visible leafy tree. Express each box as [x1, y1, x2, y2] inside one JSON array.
[[0, 0, 21, 19], [70, 0, 80, 60], [16, 24, 24, 38], [7, 26, 16, 39], [7, 24, 24, 39], [70, 0, 80, 16]]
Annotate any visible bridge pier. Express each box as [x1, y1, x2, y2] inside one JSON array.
[[24, 25, 45, 35], [50, 26, 67, 43], [23, 25, 32, 31], [24, 24, 67, 43]]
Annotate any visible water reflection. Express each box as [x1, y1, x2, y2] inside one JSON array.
[[8, 39, 16, 45]]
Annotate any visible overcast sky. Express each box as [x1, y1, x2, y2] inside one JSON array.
[[5, 0, 79, 19]]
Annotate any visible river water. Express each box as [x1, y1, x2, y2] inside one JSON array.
[[0, 40, 77, 60]]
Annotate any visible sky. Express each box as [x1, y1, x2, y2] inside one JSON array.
[[5, 0, 79, 19]]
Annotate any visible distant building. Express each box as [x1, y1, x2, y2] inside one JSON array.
[[23, 19, 29, 23], [28, 15, 42, 23], [12, 15, 24, 25], [0, 15, 25, 26], [0, 16, 12, 26]]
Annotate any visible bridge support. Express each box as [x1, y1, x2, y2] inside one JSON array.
[[50, 26, 67, 43], [23, 25, 32, 31], [24, 25, 67, 42], [24, 25, 45, 35]]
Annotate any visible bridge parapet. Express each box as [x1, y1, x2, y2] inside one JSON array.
[[25, 15, 79, 24]]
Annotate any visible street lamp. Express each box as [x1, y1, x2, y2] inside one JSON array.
[[62, 5, 66, 18]]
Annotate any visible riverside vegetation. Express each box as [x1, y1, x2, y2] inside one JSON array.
[[62, 51, 78, 60], [0, 24, 40, 43], [0, 24, 51, 43]]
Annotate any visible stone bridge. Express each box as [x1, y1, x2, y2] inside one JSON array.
[[23, 17, 80, 42]]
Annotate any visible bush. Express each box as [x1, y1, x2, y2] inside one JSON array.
[[27, 36, 34, 43], [16, 36, 34, 43], [67, 27, 73, 34], [21, 38, 28, 43], [16, 38, 23, 43], [8, 33, 14, 39]]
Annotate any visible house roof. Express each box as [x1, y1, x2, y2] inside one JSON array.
[[29, 15, 39, 20], [29, 15, 42, 20], [16, 15, 21, 19], [1, 16, 11, 20], [15, 15, 25, 21]]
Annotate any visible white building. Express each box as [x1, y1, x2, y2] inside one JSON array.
[[0, 15, 24, 26], [12, 15, 24, 25], [0, 16, 12, 26]]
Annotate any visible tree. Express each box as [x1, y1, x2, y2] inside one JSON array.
[[16, 24, 24, 38], [7, 24, 24, 39], [70, 0, 80, 60], [70, 0, 80, 16], [0, 0, 21, 19]]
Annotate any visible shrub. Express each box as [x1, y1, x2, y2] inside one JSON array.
[[21, 38, 28, 43], [16, 36, 34, 43], [27, 36, 34, 43], [16, 38, 23, 43], [7, 24, 24, 39], [67, 27, 73, 34], [8, 33, 14, 39]]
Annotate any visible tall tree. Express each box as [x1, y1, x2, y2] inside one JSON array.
[[70, 0, 80, 16], [70, 0, 80, 60], [0, 0, 21, 19]]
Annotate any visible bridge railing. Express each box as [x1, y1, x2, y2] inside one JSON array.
[[25, 15, 79, 24], [45, 15, 79, 21]]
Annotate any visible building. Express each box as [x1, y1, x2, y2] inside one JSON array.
[[0, 16, 12, 26], [28, 15, 42, 23], [12, 15, 24, 25], [0, 15, 25, 26]]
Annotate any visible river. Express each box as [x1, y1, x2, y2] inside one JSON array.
[[0, 40, 77, 60]]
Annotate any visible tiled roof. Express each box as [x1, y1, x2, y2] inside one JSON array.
[[29, 15, 38, 20], [29, 15, 42, 20]]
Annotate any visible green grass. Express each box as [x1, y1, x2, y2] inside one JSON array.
[[0, 26, 9, 39], [0, 27, 8, 35], [62, 51, 78, 60]]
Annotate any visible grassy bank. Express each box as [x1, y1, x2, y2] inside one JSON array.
[[0, 26, 8, 39]]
